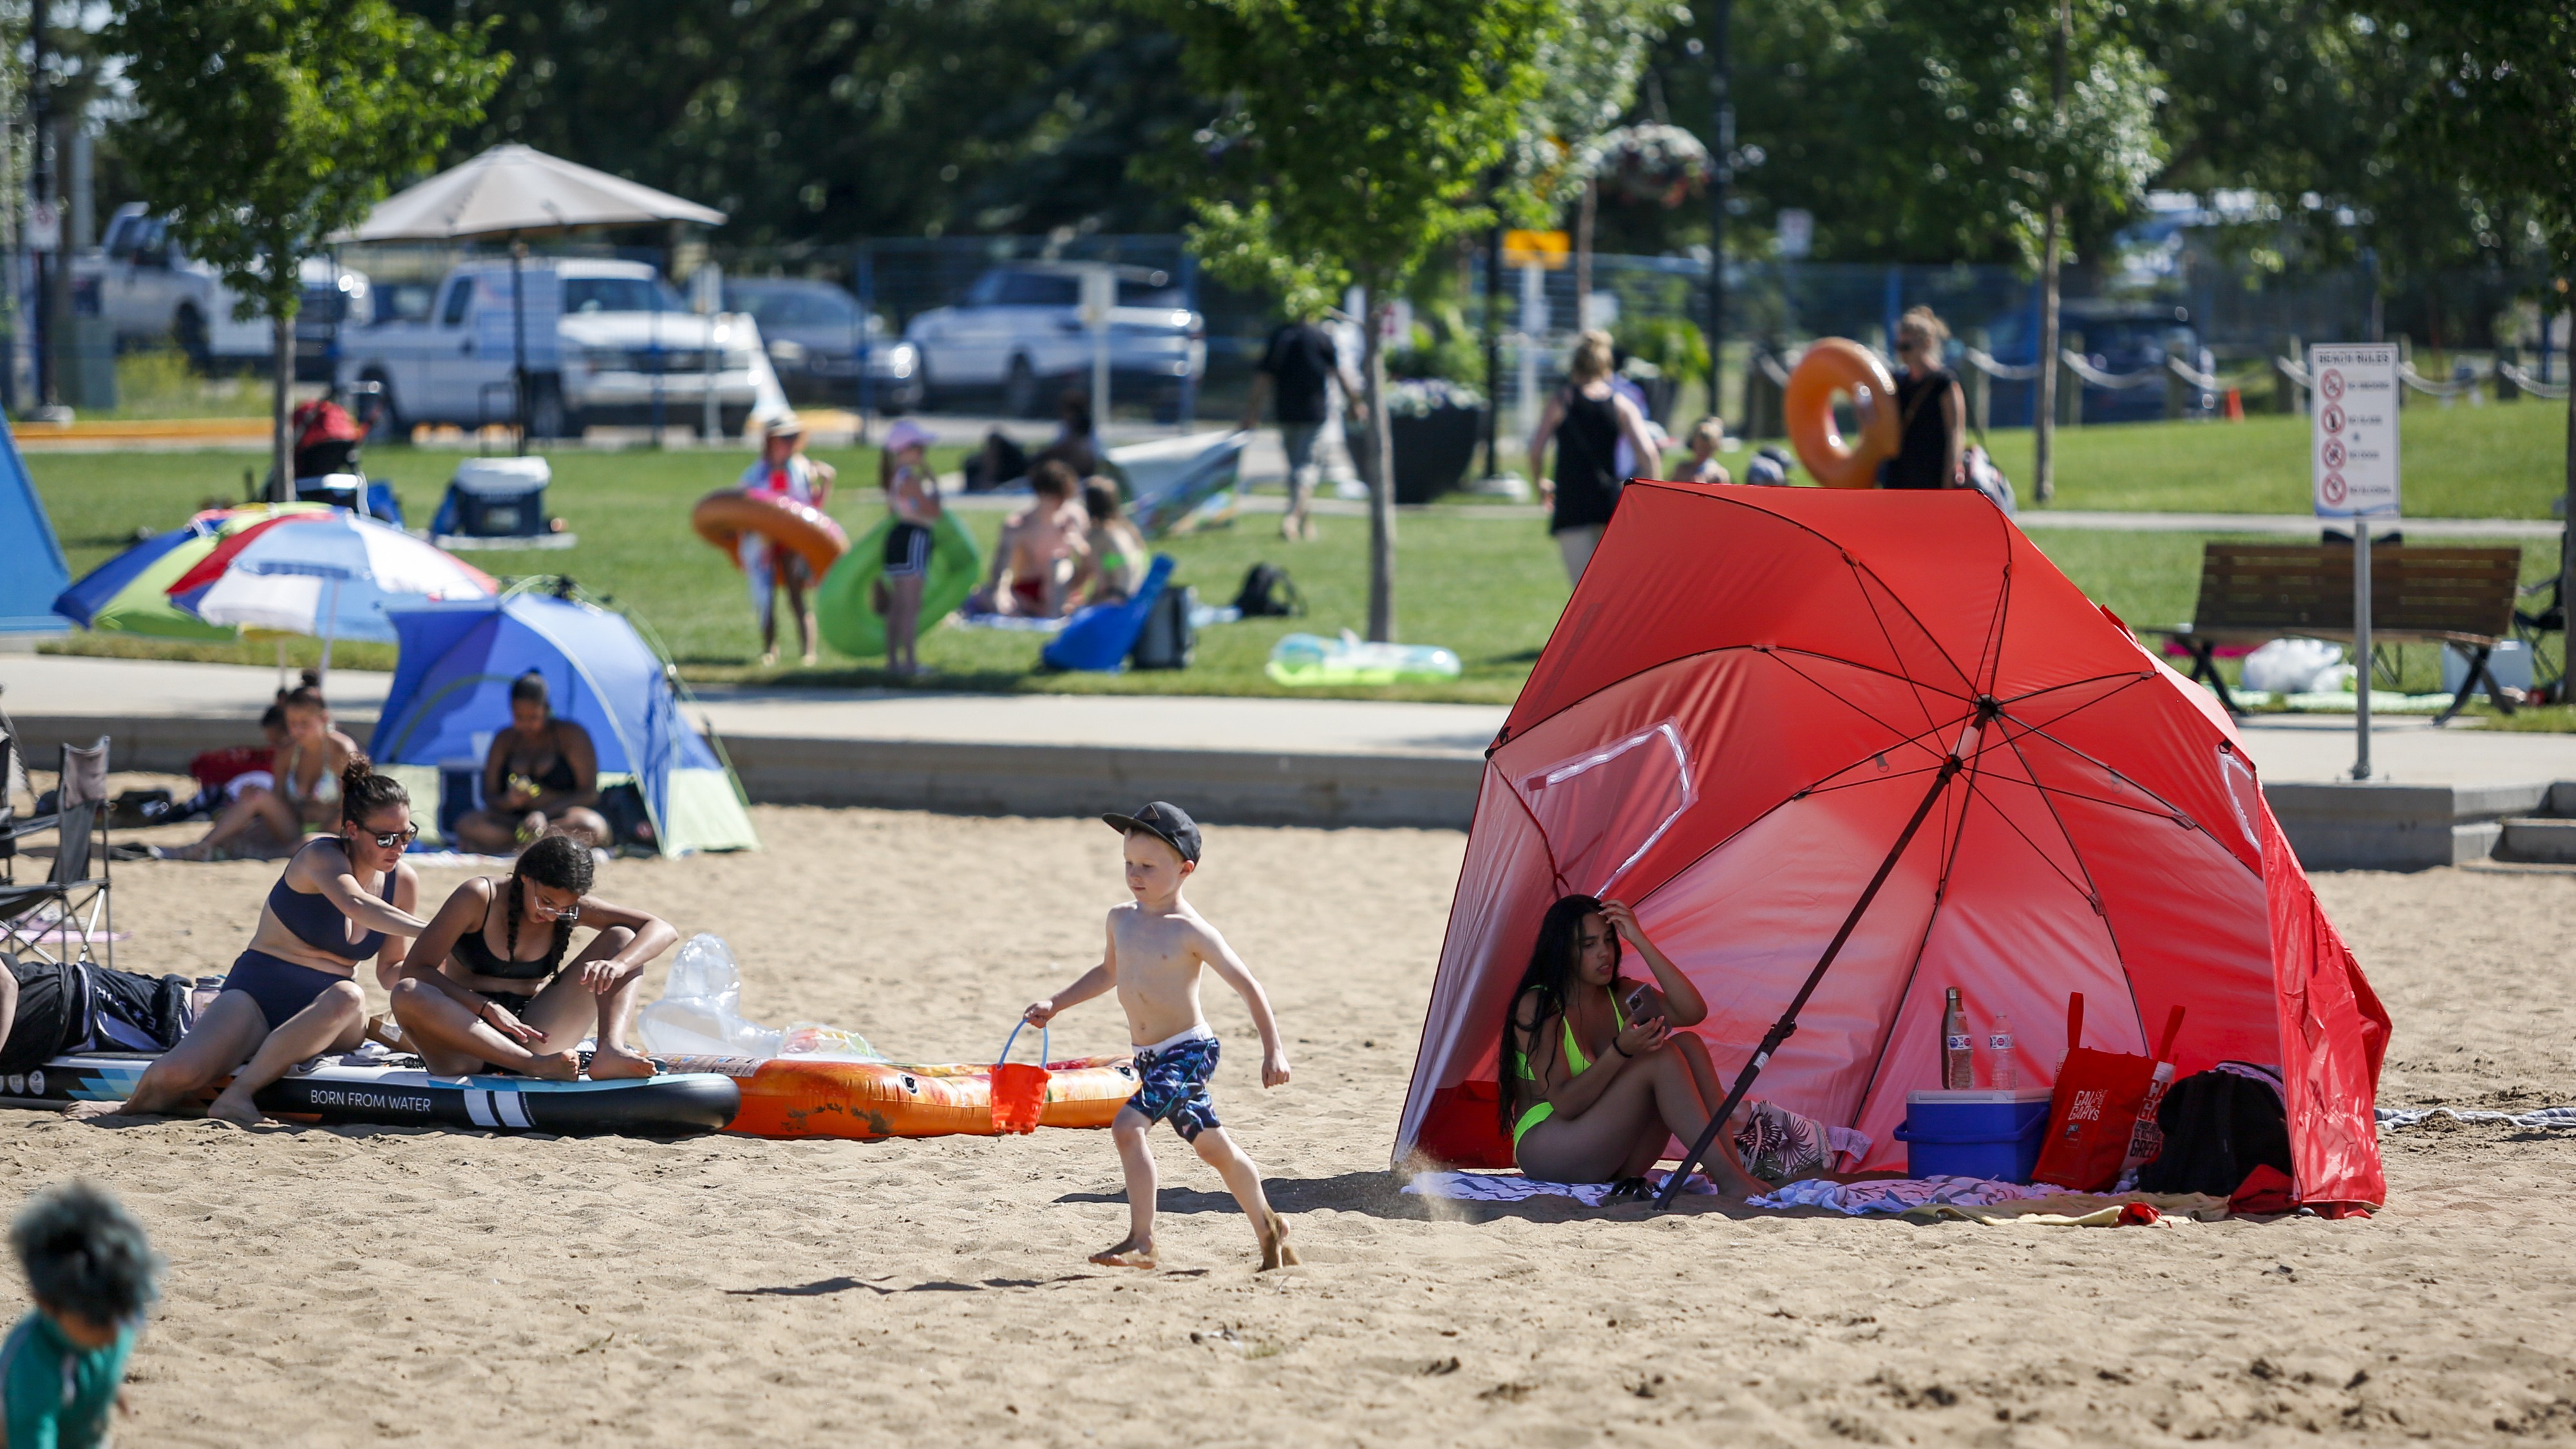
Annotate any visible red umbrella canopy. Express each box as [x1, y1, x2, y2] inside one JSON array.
[[1397, 482, 2389, 1209]]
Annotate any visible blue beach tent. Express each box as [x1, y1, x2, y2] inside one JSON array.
[[0, 417, 70, 636], [369, 589, 757, 856]]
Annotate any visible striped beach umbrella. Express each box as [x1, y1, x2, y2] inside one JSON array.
[[52, 504, 333, 639]]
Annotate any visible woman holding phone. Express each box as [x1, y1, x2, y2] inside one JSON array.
[[1497, 894, 1770, 1197]]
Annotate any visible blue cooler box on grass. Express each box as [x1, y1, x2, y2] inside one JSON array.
[[1895, 1089, 2054, 1182]]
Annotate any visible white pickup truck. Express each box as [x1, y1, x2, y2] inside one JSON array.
[[77, 203, 368, 378], [334, 257, 766, 439]]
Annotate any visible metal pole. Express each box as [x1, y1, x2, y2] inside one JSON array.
[[1656, 746, 1971, 1208], [2353, 524, 2372, 780], [29, 0, 51, 410], [1702, 0, 1732, 425], [1482, 222, 1503, 479], [855, 247, 876, 430], [509, 240, 529, 454]]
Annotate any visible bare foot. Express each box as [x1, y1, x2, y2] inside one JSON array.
[[65, 1100, 129, 1121], [204, 1090, 263, 1128], [585, 1044, 657, 1081], [759, 649, 780, 667], [522, 1050, 583, 1082], [799, 650, 819, 667], [1088, 1238, 1157, 1269], [1259, 1211, 1301, 1271]]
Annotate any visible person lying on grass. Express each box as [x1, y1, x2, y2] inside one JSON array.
[[387, 835, 676, 1080], [86, 758, 426, 1126], [1502, 895, 1890, 1200], [1021, 801, 1300, 1271]]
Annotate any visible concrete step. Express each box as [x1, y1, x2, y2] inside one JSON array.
[[2498, 816, 2576, 864]]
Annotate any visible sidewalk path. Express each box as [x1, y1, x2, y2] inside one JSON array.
[[8, 654, 2573, 787]]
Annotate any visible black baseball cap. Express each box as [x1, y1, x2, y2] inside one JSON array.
[[1103, 800, 1202, 864]]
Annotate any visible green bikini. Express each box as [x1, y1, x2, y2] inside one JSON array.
[[1510, 987, 1629, 1148]]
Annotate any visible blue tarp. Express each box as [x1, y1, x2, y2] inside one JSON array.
[[0, 416, 70, 634], [368, 592, 753, 855]]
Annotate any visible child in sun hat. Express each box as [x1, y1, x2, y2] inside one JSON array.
[[875, 417, 942, 677], [5, 1181, 160, 1449], [1022, 801, 1300, 1270]]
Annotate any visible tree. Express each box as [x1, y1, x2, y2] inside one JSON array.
[[1506, 1, 1683, 330], [1902, 1, 2162, 501], [1150, 0, 1560, 641], [108, 0, 506, 491], [2374, 2, 2576, 643], [402, 0, 1208, 243]]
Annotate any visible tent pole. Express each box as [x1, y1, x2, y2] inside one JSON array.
[[1655, 751, 1966, 1209]]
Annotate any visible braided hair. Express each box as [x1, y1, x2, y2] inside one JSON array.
[[502, 833, 594, 978], [338, 751, 410, 826]]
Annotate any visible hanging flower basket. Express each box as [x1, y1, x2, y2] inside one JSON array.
[[1595, 124, 1712, 209]]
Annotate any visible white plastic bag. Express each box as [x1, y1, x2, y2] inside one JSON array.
[[635, 934, 885, 1062], [2239, 638, 2345, 694], [636, 934, 782, 1058]]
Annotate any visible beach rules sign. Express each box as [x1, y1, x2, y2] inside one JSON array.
[[2310, 343, 2399, 518]]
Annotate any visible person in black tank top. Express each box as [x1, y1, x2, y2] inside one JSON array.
[[388, 835, 679, 1081], [1527, 330, 1670, 584], [452, 673, 612, 854], [1880, 307, 1966, 492]]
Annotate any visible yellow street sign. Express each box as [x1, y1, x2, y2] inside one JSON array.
[[1502, 229, 1570, 270]]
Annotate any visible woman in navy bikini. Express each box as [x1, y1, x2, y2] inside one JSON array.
[[94, 757, 426, 1126]]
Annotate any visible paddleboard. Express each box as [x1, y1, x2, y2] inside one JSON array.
[[5, 1052, 739, 1136]]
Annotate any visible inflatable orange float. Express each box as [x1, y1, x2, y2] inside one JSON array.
[[691, 489, 851, 576], [1784, 339, 1903, 489], [663, 1053, 1139, 1141]]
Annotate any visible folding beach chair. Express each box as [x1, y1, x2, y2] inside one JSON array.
[[0, 737, 115, 971]]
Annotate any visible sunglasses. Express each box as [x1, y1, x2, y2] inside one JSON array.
[[353, 824, 419, 849], [529, 895, 582, 922]]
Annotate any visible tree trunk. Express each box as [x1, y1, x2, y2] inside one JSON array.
[[1363, 287, 1397, 643], [2562, 286, 2574, 702], [2034, 204, 2062, 505], [1573, 177, 1596, 336], [271, 299, 295, 504]]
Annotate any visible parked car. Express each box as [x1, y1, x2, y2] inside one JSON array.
[[79, 203, 369, 379], [721, 276, 922, 412], [903, 263, 1204, 417], [1979, 299, 2197, 426], [336, 258, 761, 439]]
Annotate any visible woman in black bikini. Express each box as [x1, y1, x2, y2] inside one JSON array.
[[93, 758, 427, 1126], [451, 672, 612, 853], [386, 835, 676, 1080]]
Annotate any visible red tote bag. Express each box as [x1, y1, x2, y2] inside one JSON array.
[[2032, 994, 2184, 1193]]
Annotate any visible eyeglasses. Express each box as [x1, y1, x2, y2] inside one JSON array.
[[355, 824, 419, 849]]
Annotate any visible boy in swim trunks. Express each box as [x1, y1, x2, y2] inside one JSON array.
[[1022, 801, 1299, 1271]]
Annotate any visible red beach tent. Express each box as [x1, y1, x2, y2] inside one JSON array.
[[1394, 481, 2389, 1211]]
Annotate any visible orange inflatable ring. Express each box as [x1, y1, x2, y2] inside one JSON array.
[[663, 1053, 1139, 1141], [1785, 338, 1904, 489], [691, 489, 851, 578]]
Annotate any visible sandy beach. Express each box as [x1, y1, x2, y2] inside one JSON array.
[[8, 802, 2574, 1446]]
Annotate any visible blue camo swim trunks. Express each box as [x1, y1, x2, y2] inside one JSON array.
[[1129, 1032, 1222, 1141]]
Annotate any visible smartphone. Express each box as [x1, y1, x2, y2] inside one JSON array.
[[1624, 984, 1658, 1020]]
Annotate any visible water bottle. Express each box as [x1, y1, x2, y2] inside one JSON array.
[[1986, 1014, 2018, 1090], [1942, 987, 1974, 1090]]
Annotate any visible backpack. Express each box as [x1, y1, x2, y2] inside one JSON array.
[[1232, 563, 1304, 618], [2132, 1064, 2291, 1198], [1130, 585, 1197, 670]]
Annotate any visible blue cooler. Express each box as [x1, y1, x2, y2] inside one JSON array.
[[1895, 1089, 2053, 1182]]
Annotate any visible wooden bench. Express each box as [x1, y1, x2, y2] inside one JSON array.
[[2144, 542, 2523, 724]]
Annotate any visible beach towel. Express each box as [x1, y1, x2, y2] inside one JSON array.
[[1747, 1175, 2057, 1215], [1402, 1170, 1721, 1208], [952, 612, 1070, 634], [2377, 1104, 2576, 1130], [1734, 1101, 1873, 1180]]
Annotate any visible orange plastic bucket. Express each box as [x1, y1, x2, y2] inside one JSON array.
[[1784, 339, 1902, 488], [990, 1023, 1051, 1135]]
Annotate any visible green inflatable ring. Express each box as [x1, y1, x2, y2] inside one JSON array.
[[817, 510, 984, 659]]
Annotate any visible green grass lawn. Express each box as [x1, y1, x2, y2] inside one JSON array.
[[26, 417, 2571, 708], [1981, 397, 2568, 518]]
